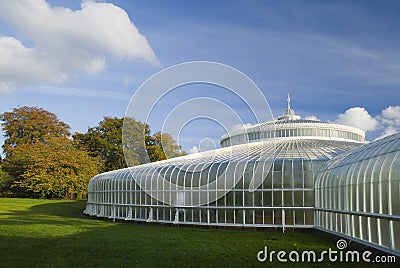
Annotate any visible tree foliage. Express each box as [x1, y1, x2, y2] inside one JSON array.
[[1, 106, 70, 157], [4, 136, 99, 198], [1, 106, 99, 198], [122, 117, 151, 166], [74, 117, 149, 171], [0, 107, 185, 198], [0, 165, 13, 197], [74, 117, 185, 171], [146, 132, 186, 162]]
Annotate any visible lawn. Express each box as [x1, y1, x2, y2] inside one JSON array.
[[0, 198, 396, 267]]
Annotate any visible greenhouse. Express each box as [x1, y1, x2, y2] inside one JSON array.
[[84, 98, 364, 229], [84, 97, 400, 256], [315, 132, 400, 256]]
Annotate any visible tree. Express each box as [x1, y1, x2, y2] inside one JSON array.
[[146, 132, 185, 162], [74, 117, 185, 171], [0, 165, 13, 197], [0, 106, 100, 198], [1, 106, 70, 157], [123, 117, 151, 166], [4, 135, 99, 198], [74, 117, 149, 172]]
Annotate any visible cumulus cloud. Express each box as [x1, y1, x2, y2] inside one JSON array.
[[380, 106, 400, 126], [336, 107, 378, 132], [0, 37, 67, 92], [189, 146, 200, 154], [374, 105, 400, 140], [0, 0, 159, 91], [335, 106, 400, 140]]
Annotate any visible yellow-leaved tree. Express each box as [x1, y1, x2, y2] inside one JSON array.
[[1, 106, 100, 198]]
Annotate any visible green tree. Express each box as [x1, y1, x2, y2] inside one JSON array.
[[74, 117, 149, 171], [0, 165, 13, 197], [75, 117, 185, 171], [146, 132, 185, 162], [123, 117, 151, 166]]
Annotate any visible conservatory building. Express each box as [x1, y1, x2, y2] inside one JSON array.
[[84, 97, 400, 256]]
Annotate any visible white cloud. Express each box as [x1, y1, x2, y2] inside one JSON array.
[[373, 105, 400, 140], [188, 146, 200, 154], [305, 115, 320, 121], [0, 0, 159, 91], [380, 106, 400, 126], [374, 126, 398, 141], [336, 107, 378, 132], [0, 37, 67, 92], [335, 106, 400, 140]]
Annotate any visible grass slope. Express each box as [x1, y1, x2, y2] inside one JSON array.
[[0, 198, 395, 267]]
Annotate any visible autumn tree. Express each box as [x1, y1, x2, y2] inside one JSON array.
[[1, 106, 70, 157], [6, 136, 99, 198], [0, 106, 100, 198]]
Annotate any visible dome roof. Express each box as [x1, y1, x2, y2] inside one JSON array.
[[220, 95, 365, 147]]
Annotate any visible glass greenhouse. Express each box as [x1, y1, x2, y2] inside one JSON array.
[[315, 132, 400, 256], [84, 96, 400, 256], [84, 99, 364, 230]]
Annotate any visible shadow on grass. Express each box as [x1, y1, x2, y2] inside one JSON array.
[[0, 200, 91, 228], [0, 199, 398, 267], [1, 199, 87, 218]]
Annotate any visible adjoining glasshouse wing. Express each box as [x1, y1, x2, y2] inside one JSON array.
[[84, 97, 400, 256], [315, 132, 400, 256]]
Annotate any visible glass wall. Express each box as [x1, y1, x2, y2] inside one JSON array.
[[315, 133, 400, 256], [85, 138, 360, 229]]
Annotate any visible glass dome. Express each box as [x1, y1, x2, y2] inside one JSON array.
[[220, 95, 365, 147]]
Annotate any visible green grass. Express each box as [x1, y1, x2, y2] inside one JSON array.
[[0, 198, 397, 267]]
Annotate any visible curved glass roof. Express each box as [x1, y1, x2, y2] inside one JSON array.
[[318, 132, 400, 172], [92, 137, 361, 185]]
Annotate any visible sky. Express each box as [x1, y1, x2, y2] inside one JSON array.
[[0, 0, 400, 154]]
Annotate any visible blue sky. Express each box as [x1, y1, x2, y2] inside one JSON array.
[[0, 0, 400, 153]]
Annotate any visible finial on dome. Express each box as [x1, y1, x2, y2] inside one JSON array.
[[278, 93, 301, 121]]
